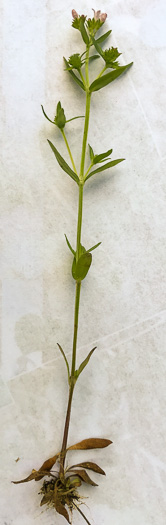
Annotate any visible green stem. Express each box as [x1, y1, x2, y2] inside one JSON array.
[[61, 129, 77, 174], [95, 65, 107, 80], [84, 162, 93, 181], [80, 46, 91, 181], [71, 280, 81, 377], [79, 69, 86, 88], [59, 45, 92, 476]]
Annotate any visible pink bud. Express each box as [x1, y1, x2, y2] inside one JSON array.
[[100, 13, 107, 22], [92, 9, 101, 21], [72, 9, 78, 19]]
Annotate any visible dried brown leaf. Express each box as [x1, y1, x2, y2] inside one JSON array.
[[12, 454, 59, 484], [40, 492, 53, 506], [12, 469, 39, 484], [54, 487, 70, 523], [35, 454, 59, 481], [69, 461, 105, 475], [68, 438, 112, 451], [69, 469, 98, 486]]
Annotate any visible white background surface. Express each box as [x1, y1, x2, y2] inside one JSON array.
[[0, 1, 166, 524]]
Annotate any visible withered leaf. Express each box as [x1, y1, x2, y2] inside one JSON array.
[[69, 469, 98, 486], [68, 438, 112, 451], [12, 470, 38, 484], [35, 453, 59, 481], [12, 454, 59, 484], [40, 492, 53, 506], [54, 487, 70, 523], [69, 461, 105, 475]]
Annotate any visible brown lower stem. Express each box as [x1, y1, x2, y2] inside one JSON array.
[[59, 384, 74, 475]]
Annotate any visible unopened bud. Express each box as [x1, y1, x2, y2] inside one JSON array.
[[72, 9, 78, 19], [100, 13, 107, 22]]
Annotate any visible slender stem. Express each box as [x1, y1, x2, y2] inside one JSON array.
[[76, 183, 83, 261], [71, 281, 81, 376], [80, 46, 91, 181], [79, 69, 86, 88], [84, 162, 93, 181], [95, 65, 107, 80], [59, 384, 74, 474], [74, 504, 92, 525], [59, 44, 91, 476], [61, 129, 77, 174]]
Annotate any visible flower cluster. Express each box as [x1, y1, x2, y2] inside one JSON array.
[[72, 8, 107, 37], [103, 47, 121, 68]]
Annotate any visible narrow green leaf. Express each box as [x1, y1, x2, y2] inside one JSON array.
[[90, 62, 133, 92], [88, 144, 94, 162], [80, 17, 89, 45], [93, 148, 113, 164], [63, 57, 85, 91], [91, 36, 104, 58], [47, 140, 79, 184], [72, 252, 92, 281], [89, 54, 100, 62], [64, 234, 76, 256], [75, 346, 97, 378], [96, 29, 112, 44], [41, 105, 55, 124], [87, 241, 101, 252], [66, 115, 85, 123], [86, 159, 125, 181], [57, 344, 70, 383]]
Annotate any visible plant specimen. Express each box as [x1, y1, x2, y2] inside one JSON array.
[[13, 8, 133, 524]]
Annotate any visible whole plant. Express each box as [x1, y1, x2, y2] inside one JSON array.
[[13, 8, 133, 524]]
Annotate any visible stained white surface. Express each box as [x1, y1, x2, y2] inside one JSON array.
[[0, 1, 166, 524]]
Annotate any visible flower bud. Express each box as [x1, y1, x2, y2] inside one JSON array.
[[72, 9, 78, 19], [100, 13, 107, 22]]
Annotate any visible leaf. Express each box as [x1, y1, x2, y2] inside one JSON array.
[[88, 143, 94, 162], [95, 29, 112, 44], [12, 471, 39, 484], [89, 62, 133, 92], [75, 347, 96, 378], [55, 100, 66, 129], [40, 492, 53, 506], [72, 252, 92, 281], [68, 438, 112, 451], [87, 242, 101, 252], [63, 57, 85, 91], [69, 469, 98, 486], [57, 344, 70, 383], [41, 105, 55, 124], [93, 148, 113, 164], [12, 453, 59, 484], [89, 54, 100, 62], [86, 159, 125, 181], [47, 140, 79, 184], [91, 36, 104, 58], [69, 461, 105, 475], [80, 17, 89, 45], [54, 487, 70, 523], [65, 234, 76, 256], [35, 453, 59, 481]]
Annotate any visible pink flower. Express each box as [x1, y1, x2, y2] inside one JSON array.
[[72, 9, 79, 19], [92, 9, 107, 22]]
